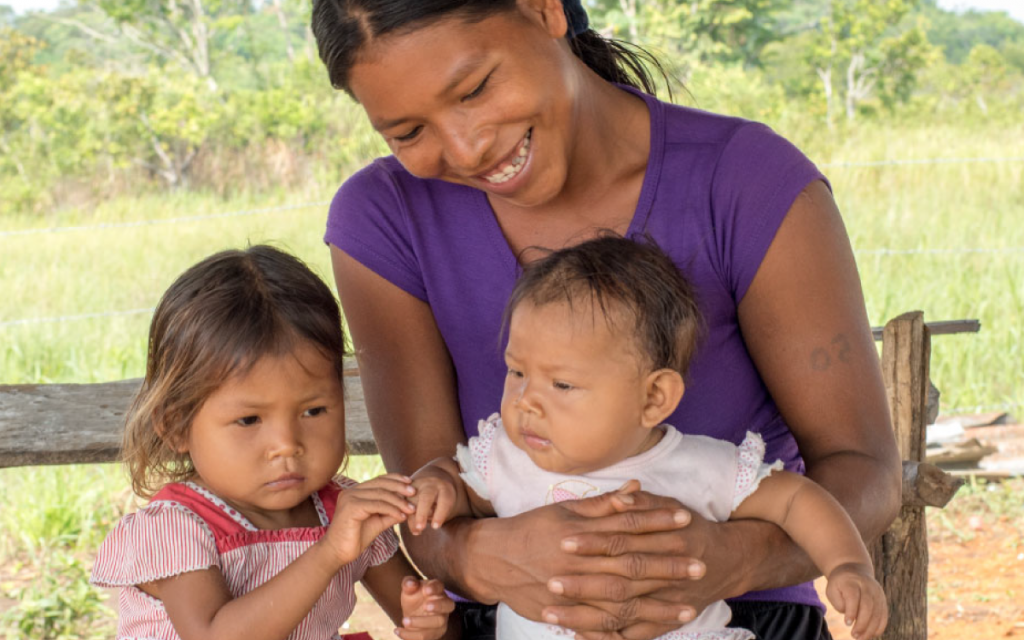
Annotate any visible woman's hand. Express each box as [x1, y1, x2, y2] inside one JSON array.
[[544, 490, 762, 640], [462, 486, 713, 636]]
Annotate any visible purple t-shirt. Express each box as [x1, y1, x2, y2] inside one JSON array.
[[325, 88, 827, 608]]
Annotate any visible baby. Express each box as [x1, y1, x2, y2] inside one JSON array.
[[408, 236, 887, 640]]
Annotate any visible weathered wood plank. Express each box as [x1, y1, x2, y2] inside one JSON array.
[[874, 311, 933, 640], [0, 364, 376, 468], [901, 460, 964, 509]]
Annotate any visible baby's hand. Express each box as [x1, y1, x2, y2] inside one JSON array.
[[408, 469, 458, 535], [324, 474, 416, 565], [825, 563, 888, 640], [396, 577, 454, 640]]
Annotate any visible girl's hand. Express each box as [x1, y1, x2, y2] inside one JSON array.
[[825, 563, 888, 640], [409, 469, 459, 535], [324, 474, 416, 565], [396, 577, 454, 640]]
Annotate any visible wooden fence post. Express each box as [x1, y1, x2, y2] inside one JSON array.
[[875, 311, 931, 640]]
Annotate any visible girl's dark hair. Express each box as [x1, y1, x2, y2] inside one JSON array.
[[505, 235, 703, 377], [122, 245, 347, 498], [311, 0, 666, 96]]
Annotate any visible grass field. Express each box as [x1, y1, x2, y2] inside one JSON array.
[[1, 120, 1022, 636]]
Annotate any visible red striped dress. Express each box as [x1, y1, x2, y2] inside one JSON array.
[[91, 477, 398, 640]]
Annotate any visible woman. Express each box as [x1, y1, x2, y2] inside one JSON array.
[[311, 1, 901, 639]]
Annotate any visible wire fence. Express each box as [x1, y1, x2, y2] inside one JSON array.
[[1, 154, 1020, 418]]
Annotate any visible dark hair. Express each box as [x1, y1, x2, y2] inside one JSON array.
[[506, 235, 703, 377], [311, 0, 666, 96], [122, 245, 347, 498]]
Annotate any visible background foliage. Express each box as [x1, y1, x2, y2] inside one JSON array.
[[1, 1, 1022, 637], [0, 0, 1021, 212]]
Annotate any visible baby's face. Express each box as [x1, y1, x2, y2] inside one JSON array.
[[500, 300, 663, 475]]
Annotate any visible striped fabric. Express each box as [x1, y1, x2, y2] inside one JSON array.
[[91, 477, 398, 640]]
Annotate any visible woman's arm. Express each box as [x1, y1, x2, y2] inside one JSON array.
[[728, 179, 901, 590]]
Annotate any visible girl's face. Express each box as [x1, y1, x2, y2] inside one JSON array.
[[347, 1, 579, 209], [179, 340, 347, 529], [500, 300, 664, 475]]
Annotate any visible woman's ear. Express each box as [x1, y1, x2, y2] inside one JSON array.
[[641, 369, 685, 428], [516, 0, 569, 39]]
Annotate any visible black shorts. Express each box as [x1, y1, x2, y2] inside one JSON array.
[[454, 600, 833, 640]]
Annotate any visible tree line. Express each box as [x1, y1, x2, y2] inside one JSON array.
[[1, 0, 1022, 215]]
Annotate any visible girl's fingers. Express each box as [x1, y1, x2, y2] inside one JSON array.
[[351, 475, 416, 496], [401, 613, 449, 629], [342, 487, 417, 514]]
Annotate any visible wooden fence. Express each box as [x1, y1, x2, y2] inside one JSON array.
[[0, 311, 977, 640]]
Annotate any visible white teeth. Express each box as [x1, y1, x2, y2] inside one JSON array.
[[484, 131, 531, 185]]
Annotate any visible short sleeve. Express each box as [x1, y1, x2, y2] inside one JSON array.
[[455, 413, 502, 500], [710, 123, 828, 304], [731, 431, 785, 511], [90, 502, 219, 587], [325, 159, 428, 301]]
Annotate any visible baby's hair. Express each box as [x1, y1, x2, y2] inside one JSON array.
[[311, 0, 668, 98], [505, 235, 703, 377], [122, 245, 348, 498]]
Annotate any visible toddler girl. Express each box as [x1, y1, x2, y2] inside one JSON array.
[[409, 236, 887, 640], [91, 245, 453, 640]]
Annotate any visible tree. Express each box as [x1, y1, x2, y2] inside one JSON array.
[[593, 0, 791, 75], [807, 0, 934, 123], [54, 0, 251, 90]]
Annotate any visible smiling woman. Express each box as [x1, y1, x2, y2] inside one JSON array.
[[311, 1, 901, 639]]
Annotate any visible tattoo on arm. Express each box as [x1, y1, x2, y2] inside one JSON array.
[[810, 333, 852, 371]]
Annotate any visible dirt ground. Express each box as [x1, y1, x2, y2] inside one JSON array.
[[343, 509, 1024, 639]]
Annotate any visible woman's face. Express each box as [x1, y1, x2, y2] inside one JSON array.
[[347, 1, 580, 208]]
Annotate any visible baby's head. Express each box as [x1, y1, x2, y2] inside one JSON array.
[[500, 236, 702, 474], [122, 245, 348, 498]]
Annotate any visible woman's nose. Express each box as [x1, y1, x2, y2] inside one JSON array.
[[438, 118, 493, 174]]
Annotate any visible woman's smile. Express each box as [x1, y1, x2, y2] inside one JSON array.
[[479, 129, 532, 186]]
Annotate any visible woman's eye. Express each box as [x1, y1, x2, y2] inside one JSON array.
[[236, 415, 259, 427], [394, 125, 423, 142], [462, 74, 490, 102], [553, 381, 573, 391], [507, 367, 523, 378], [303, 406, 327, 418]]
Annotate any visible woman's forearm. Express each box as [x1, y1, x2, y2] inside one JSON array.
[[401, 515, 499, 604]]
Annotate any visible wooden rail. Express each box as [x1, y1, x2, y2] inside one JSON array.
[[0, 359, 375, 468]]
